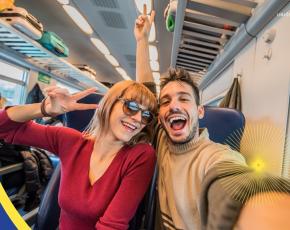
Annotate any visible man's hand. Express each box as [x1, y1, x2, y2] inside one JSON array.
[[235, 192, 290, 230], [134, 7, 155, 42]]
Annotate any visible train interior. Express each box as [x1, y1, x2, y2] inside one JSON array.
[[0, 0, 290, 228]]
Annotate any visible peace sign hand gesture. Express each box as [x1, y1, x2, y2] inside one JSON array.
[[134, 6, 155, 42], [43, 86, 98, 116]]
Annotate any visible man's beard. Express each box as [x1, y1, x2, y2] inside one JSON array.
[[162, 121, 199, 145]]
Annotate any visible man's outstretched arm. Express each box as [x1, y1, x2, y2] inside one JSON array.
[[200, 163, 290, 230], [134, 7, 155, 83]]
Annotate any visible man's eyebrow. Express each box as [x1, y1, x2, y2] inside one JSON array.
[[159, 94, 170, 100], [178, 92, 192, 97], [160, 91, 192, 100]]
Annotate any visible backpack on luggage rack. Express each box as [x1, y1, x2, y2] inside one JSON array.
[[0, 0, 14, 12], [38, 31, 69, 57]]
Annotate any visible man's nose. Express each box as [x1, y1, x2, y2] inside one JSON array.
[[168, 98, 182, 111]]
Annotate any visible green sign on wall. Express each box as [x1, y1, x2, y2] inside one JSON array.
[[38, 72, 51, 84]]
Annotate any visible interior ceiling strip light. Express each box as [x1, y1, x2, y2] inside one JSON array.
[[57, 0, 69, 4], [149, 22, 156, 42], [90, 38, 110, 55], [149, 45, 158, 61], [63, 5, 93, 35], [116, 67, 131, 80], [105, 54, 119, 67], [150, 60, 159, 71], [153, 72, 160, 84]]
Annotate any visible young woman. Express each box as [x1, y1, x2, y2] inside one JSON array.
[[0, 80, 157, 230]]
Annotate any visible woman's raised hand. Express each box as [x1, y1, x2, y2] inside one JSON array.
[[44, 86, 98, 115], [134, 6, 155, 42]]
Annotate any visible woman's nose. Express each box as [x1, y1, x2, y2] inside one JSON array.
[[130, 110, 143, 123]]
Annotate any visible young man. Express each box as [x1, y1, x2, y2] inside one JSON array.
[[134, 11, 290, 230]]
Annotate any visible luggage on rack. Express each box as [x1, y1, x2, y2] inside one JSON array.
[[75, 64, 97, 80], [0, 0, 14, 12], [0, 6, 43, 40], [38, 31, 69, 57]]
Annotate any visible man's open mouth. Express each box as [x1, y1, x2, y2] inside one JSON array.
[[168, 116, 187, 131]]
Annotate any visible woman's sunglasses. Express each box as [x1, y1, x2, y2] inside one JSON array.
[[118, 98, 154, 125]]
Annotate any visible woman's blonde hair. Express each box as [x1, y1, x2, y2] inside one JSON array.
[[84, 80, 157, 145]]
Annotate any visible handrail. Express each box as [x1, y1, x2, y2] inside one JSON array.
[[0, 163, 23, 176], [22, 207, 39, 226], [199, 0, 290, 89]]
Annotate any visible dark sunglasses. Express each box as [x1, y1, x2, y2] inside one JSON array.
[[118, 98, 154, 125]]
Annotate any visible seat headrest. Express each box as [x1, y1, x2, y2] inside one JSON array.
[[199, 106, 245, 151], [64, 93, 103, 132]]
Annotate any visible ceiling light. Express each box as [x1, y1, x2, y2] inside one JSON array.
[[135, 0, 152, 14], [149, 45, 158, 61], [116, 67, 126, 76], [123, 75, 132, 80], [149, 22, 156, 42], [150, 61, 159, 71], [63, 5, 93, 35], [57, 0, 69, 4], [153, 72, 160, 84], [90, 38, 110, 55], [105, 54, 119, 67], [116, 67, 131, 80], [153, 72, 160, 80]]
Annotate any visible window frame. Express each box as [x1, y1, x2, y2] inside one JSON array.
[[0, 59, 28, 105]]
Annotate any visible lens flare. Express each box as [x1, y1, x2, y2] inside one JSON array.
[[217, 120, 290, 206], [250, 158, 266, 173]]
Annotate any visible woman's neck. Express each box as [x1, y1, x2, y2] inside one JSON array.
[[93, 134, 124, 159]]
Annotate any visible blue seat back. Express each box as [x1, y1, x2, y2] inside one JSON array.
[[199, 106, 245, 151], [64, 93, 103, 131]]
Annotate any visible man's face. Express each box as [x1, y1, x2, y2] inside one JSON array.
[[159, 81, 204, 144]]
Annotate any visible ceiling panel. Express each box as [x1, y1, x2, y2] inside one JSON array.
[[15, 0, 123, 83], [13, 0, 173, 83], [171, 0, 258, 84]]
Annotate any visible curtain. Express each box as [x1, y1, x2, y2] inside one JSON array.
[[219, 77, 242, 110]]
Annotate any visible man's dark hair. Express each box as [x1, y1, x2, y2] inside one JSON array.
[[160, 68, 200, 105]]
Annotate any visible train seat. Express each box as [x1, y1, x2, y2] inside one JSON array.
[[199, 106, 245, 151]]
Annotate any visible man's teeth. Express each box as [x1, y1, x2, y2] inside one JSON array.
[[122, 121, 137, 130], [169, 116, 186, 124]]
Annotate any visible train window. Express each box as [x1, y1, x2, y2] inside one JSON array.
[[0, 60, 27, 106]]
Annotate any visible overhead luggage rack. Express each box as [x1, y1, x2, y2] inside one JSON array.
[[0, 18, 108, 93], [171, 0, 258, 84]]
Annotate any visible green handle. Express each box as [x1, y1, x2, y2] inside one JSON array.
[[166, 14, 175, 32]]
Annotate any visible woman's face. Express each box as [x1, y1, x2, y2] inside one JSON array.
[[107, 92, 150, 143]]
